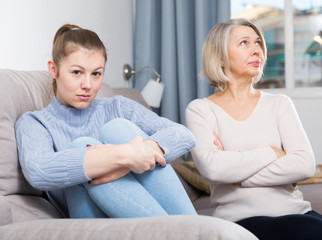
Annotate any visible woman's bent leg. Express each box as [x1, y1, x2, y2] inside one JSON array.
[[132, 165, 197, 215], [64, 137, 108, 218], [85, 174, 167, 217], [64, 184, 107, 218], [84, 118, 166, 217], [98, 118, 147, 144], [96, 118, 196, 215]]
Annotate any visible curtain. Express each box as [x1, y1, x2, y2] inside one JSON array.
[[134, 0, 231, 124]]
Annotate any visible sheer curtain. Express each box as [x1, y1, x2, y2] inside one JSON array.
[[134, 0, 230, 123]]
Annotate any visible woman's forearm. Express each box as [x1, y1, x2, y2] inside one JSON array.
[[84, 136, 166, 179], [240, 150, 315, 187]]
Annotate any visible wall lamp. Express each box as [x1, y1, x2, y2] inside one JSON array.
[[123, 64, 164, 108]]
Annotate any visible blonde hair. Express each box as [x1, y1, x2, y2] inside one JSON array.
[[51, 24, 107, 94], [201, 18, 267, 91]]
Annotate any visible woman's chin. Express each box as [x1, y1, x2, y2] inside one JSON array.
[[73, 101, 92, 109]]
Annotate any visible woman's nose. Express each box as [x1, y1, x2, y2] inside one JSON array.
[[81, 76, 92, 89], [252, 44, 262, 55]]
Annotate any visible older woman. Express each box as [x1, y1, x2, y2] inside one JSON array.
[[186, 18, 322, 239]]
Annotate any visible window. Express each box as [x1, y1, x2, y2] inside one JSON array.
[[231, 0, 322, 91]]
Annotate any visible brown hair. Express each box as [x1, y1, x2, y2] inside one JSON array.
[[51, 24, 107, 93], [201, 18, 267, 91]]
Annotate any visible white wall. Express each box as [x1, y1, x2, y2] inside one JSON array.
[[293, 98, 322, 164], [0, 0, 133, 88]]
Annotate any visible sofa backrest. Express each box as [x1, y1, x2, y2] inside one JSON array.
[[0, 68, 149, 197]]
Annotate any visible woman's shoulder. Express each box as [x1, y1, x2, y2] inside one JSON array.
[[186, 98, 209, 110], [96, 95, 145, 110], [94, 95, 123, 107], [15, 108, 47, 131], [260, 91, 292, 104], [186, 98, 215, 117], [96, 95, 136, 104]]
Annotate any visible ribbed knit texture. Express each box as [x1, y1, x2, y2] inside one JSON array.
[[15, 95, 195, 214], [186, 91, 315, 222]]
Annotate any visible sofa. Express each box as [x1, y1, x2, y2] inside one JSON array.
[[2, 69, 322, 239], [0, 69, 259, 240]]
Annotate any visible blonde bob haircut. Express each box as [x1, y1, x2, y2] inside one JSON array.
[[201, 18, 267, 91]]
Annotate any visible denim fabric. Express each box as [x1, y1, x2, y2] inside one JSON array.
[[64, 118, 197, 218]]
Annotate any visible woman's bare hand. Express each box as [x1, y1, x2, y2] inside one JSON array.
[[126, 136, 166, 174], [84, 137, 166, 181], [213, 131, 224, 151], [271, 147, 286, 159], [143, 139, 164, 155]]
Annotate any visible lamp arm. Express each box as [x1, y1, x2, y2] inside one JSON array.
[[123, 64, 161, 83], [133, 65, 161, 82]]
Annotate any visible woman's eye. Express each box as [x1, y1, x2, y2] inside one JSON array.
[[240, 41, 246, 45], [92, 72, 102, 77], [73, 70, 81, 75], [256, 40, 261, 45]]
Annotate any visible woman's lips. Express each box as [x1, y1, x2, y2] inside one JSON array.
[[77, 94, 91, 101], [249, 60, 261, 67]]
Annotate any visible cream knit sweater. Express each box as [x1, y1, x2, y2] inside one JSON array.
[[185, 91, 315, 222]]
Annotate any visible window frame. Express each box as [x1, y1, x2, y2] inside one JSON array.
[[232, 0, 322, 99], [270, 0, 322, 99]]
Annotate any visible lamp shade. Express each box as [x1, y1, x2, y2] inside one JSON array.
[[141, 79, 165, 108]]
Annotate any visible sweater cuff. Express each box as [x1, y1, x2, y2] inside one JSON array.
[[149, 127, 195, 162], [66, 148, 91, 184]]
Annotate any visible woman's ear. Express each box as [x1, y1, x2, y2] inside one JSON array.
[[48, 60, 57, 79]]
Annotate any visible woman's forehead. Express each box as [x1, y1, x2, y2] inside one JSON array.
[[230, 25, 259, 39]]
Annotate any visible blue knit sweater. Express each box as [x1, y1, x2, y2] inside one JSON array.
[[15, 95, 195, 216]]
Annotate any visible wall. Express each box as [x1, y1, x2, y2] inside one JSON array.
[[293, 98, 322, 165], [0, 0, 133, 88]]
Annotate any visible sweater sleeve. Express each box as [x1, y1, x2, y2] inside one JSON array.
[[185, 99, 277, 184], [241, 96, 315, 187], [115, 96, 195, 162], [15, 114, 90, 191]]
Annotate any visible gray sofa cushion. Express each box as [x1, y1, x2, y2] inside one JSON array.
[[0, 215, 258, 240], [0, 70, 52, 196], [4, 195, 61, 223], [0, 196, 12, 226]]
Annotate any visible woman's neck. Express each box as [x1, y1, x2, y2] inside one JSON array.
[[209, 82, 261, 122], [217, 82, 258, 102]]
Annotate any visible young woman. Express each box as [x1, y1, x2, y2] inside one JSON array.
[[15, 24, 197, 218], [185, 18, 322, 239]]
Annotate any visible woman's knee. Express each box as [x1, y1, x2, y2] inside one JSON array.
[[99, 118, 147, 144]]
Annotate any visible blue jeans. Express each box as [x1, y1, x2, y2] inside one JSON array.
[[64, 118, 197, 218]]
